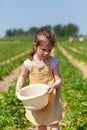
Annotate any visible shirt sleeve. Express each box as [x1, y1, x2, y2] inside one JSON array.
[[24, 57, 58, 70], [50, 56, 58, 69], [23, 59, 30, 71]]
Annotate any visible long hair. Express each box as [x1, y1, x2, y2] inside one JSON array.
[[29, 26, 56, 60]]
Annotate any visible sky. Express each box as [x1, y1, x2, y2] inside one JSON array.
[[0, 0, 87, 37]]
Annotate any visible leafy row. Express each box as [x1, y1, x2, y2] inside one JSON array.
[[0, 38, 33, 79], [0, 37, 33, 62], [0, 40, 87, 129], [60, 40, 87, 64], [0, 54, 28, 80], [55, 47, 87, 130]]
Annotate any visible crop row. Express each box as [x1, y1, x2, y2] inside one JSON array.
[[0, 37, 33, 62], [0, 45, 87, 129], [55, 46, 87, 130], [0, 37, 33, 79], [59, 40, 87, 64], [0, 54, 29, 80]]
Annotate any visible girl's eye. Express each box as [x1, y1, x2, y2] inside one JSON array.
[[42, 48, 51, 53], [48, 50, 51, 52], [42, 48, 46, 52]]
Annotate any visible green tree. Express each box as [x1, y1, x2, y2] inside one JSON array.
[[28, 27, 38, 36], [53, 24, 63, 36], [45, 25, 52, 30], [66, 23, 79, 36], [6, 30, 14, 37]]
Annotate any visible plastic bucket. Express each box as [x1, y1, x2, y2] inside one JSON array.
[[17, 84, 49, 110]]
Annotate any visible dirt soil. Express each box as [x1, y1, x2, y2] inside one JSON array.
[[0, 50, 29, 92], [58, 45, 87, 80], [0, 65, 22, 91]]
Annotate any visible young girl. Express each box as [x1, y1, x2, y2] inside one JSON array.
[[16, 26, 62, 130]]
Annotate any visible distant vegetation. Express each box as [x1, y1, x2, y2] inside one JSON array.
[[5, 23, 79, 37]]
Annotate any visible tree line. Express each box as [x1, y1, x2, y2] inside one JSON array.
[[5, 23, 79, 37]]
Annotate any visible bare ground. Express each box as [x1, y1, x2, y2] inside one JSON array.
[[0, 50, 29, 92], [0, 65, 22, 91], [58, 45, 87, 80]]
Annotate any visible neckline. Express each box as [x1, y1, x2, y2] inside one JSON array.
[[33, 53, 50, 68]]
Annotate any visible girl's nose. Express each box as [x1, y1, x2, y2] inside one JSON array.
[[44, 51, 48, 55]]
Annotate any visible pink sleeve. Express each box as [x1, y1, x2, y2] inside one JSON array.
[[24, 59, 31, 71], [50, 56, 58, 69]]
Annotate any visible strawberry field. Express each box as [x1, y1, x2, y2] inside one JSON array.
[[0, 37, 33, 79], [0, 37, 87, 130]]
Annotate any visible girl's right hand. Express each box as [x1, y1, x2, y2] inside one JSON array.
[[47, 86, 55, 93]]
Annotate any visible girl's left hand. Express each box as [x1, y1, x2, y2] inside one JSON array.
[[47, 86, 54, 93]]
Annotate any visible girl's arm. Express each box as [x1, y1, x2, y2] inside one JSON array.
[[16, 64, 29, 95], [47, 63, 62, 93]]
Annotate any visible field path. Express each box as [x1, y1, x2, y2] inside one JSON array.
[[0, 50, 29, 92], [58, 44, 87, 79], [0, 50, 29, 66], [0, 65, 22, 91]]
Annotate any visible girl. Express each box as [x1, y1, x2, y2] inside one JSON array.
[[16, 26, 62, 130]]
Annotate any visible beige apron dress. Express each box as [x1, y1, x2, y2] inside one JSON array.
[[25, 57, 62, 126]]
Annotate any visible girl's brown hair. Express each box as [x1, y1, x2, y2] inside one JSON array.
[[29, 26, 56, 60]]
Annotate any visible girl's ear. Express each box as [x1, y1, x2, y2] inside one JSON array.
[[33, 42, 38, 50]]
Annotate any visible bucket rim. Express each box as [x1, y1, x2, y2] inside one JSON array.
[[17, 84, 48, 100]]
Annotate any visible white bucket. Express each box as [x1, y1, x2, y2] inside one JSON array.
[[17, 84, 49, 110]]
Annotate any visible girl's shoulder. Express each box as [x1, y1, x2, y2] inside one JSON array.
[[50, 56, 58, 69], [24, 59, 31, 71], [24, 57, 59, 70]]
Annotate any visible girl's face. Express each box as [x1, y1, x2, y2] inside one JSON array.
[[35, 41, 53, 60]]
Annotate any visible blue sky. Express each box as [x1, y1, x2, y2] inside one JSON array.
[[0, 0, 87, 37]]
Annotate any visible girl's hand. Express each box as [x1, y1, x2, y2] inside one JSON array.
[[47, 86, 55, 93], [15, 87, 21, 96]]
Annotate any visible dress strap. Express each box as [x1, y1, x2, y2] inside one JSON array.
[[29, 59, 34, 72], [44, 56, 51, 67]]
